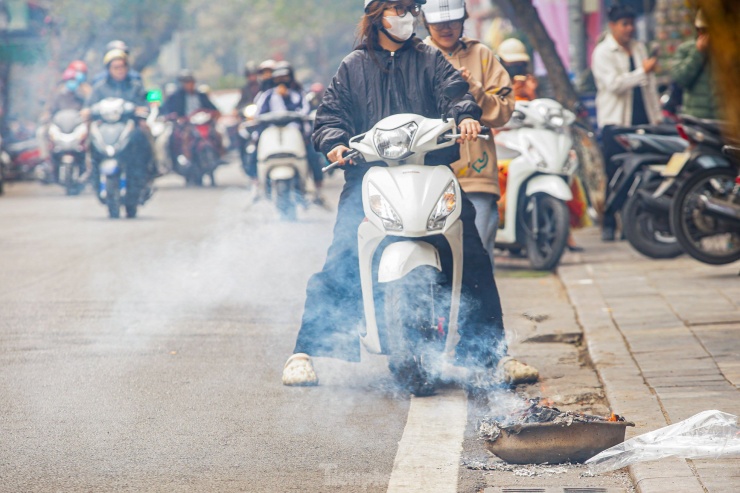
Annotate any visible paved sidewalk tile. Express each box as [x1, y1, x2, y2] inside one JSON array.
[[559, 228, 740, 493]]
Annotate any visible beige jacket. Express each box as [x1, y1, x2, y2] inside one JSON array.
[[591, 33, 662, 128], [424, 36, 515, 197]]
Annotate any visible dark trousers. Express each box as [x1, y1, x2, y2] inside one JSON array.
[[601, 125, 631, 230], [293, 165, 506, 367]]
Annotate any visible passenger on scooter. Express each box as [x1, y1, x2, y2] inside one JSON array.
[[423, 0, 542, 385], [422, 0, 514, 268], [161, 70, 222, 162], [255, 64, 326, 204], [84, 49, 154, 200], [282, 0, 507, 387]]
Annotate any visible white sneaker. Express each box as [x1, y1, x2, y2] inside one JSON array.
[[282, 353, 319, 386]]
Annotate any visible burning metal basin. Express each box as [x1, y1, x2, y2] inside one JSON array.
[[479, 403, 634, 465]]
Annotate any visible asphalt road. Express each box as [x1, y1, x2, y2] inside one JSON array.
[[0, 161, 411, 492]]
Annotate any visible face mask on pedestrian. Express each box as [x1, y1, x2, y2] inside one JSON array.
[[383, 12, 415, 42], [65, 80, 79, 91]]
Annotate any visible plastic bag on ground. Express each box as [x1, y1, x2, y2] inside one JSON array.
[[586, 410, 740, 474]]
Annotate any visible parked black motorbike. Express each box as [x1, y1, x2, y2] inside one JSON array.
[[48, 109, 88, 195], [669, 138, 740, 265], [603, 124, 687, 258]]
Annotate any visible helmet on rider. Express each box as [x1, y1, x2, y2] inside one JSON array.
[[421, 0, 465, 23], [244, 61, 258, 77], [258, 59, 276, 74], [364, 0, 426, 13], [309, 82, 325, 94], [106, 40, 130, 55], [272, 64, 294, 87], [177, 69, 196, 84], [67, 60, 88, 74], [62, 68, 77, 81], [497, 38, 530, 64], [103, 49, 128, 67]]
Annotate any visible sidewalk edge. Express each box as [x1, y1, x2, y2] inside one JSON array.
[[557, 263, 705, 493]]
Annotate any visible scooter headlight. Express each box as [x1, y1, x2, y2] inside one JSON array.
[[373, 122, 417, 160], [427, 182, 457, 231], [368, 182, 403, 231]]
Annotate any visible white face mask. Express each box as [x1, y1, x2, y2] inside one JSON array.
[[383, 12, 415, 42]]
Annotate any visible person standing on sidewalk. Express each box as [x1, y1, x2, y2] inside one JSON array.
[[670, 9, 719, 121], [422, 0, 539, 386], [591, 3, 662, 241]]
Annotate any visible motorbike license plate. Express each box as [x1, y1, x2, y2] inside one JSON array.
[[100, 159, 118, 175], [662, 152, 690, 177]]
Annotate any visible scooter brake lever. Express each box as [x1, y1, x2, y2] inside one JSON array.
[[322, 150, 360, 173], [446, 133, 491, 141]]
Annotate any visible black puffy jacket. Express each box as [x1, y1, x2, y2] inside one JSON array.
[[313, 37, 482, 159], [85, 75, 148, 108]]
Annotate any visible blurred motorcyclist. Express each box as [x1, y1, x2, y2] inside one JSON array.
[[91, 40, 142, 84], [85, 49, 154, 198], [255, 63, 325, 203], [37, 64, 92, 169], [306, 82, 325, 112], [161, 70, 222, 162], [236, 61, 262, 111], [257, 59, 276, 93]]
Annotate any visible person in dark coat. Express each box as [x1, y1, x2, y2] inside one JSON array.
[[282, 0, 507, 387], [161, 71, 221, 161], [85, 49, 154, 206]]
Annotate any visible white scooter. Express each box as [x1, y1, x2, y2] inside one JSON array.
[[494, 98, 578, 270], [249, 111, 311, 220], [324, 107, 491, 396]]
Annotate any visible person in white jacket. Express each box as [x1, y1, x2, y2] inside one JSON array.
[[591, 3, 661, 241]]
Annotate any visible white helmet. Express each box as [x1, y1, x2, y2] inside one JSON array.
[[497, 38, 530, 64], [421, 0, 465, 24], [364, 0, 426, 13]]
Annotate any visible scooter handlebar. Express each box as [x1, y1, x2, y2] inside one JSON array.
[[322, 150, 360, 173]]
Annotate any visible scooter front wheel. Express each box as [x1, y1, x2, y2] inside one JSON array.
[[275, 179, 296, 221], [525, 194, 569, 271], [622, 188, 683, 259], [105, 176, 121, 219], [384, 266, 443, 397]]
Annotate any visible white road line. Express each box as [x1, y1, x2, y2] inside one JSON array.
[[387, 388, 468, 493]]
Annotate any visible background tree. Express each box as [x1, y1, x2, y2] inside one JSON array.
[[700, 0, 740, 136]]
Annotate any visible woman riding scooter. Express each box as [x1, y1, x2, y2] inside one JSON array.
[[282, 0, 508, 387]]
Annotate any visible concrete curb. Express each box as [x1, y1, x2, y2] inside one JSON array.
[[558, 263, 705, 493]]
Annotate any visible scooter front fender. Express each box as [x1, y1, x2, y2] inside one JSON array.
[[268, 166, 296, 181], [526, 174, 572, 201], [377, 241, 441, 284]]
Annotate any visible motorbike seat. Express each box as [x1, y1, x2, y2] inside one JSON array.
[[680, 114, 725, 136]]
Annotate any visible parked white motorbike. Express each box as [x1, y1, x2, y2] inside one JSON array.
[[250, 111, 311, 220], [323, 110, 491, 396], [494, 98, 578, 270]]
